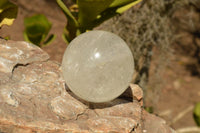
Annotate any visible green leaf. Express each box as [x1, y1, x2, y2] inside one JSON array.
[[43, 34, 56, 46], [91, 7, 119, 28], [57, 0, 142, 42], [109, 0, 137, 8], [116, 0, 142, 14], [194, 102, 200, 126], [77, 0, 114, 30], [4, 36, 10, 40], [0, 0, 18, 27], [56, 0, 78, 27], [77, 0, 142, 31], [24, 14, 54, 46], [144, 106, 154, 114], [57, 0, 80, 41], [62, 33, 70, 44]]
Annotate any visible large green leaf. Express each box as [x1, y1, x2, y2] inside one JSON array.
[[0, 0, 18, 27], [43, 34, 56, 46], [77, 0, 114, 30], [109, 0, 137, 8], [116, 0, 142, 13], [57, 0, 142, 42], [24, 14, 54, 46], [77, 0, 142, 31], [194, 102, 200, 126], [91, 0, 142, 28]]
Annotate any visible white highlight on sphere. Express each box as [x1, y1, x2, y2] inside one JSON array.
[[94, 52, 100, 59], [62, 30, 134, 103]]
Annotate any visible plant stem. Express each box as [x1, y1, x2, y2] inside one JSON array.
[[56, 0, 79, 27]]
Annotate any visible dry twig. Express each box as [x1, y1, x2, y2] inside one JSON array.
[[176, 127, 200, 133], [170, 105, 194, 125]]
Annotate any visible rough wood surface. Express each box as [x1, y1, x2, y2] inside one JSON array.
[[0, 39, 174, 133]]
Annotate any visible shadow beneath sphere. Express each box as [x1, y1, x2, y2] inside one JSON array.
[[64, 84, 132, 109]]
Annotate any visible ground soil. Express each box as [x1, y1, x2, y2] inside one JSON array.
[[147, 48, 200, 130], [0, 0, 200, 132]]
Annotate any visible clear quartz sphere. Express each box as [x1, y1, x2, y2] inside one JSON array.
[[62, 30, 134, 103]]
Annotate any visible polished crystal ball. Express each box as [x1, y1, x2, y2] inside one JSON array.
[[62, 30, 134, 103]]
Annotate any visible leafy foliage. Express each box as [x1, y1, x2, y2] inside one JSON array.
[[23, 14, 55, 47], [0, 0, 18, 28], [144, 106, 154, 114], [57, 0, 142, 43], [194, 102, 200, 126]]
